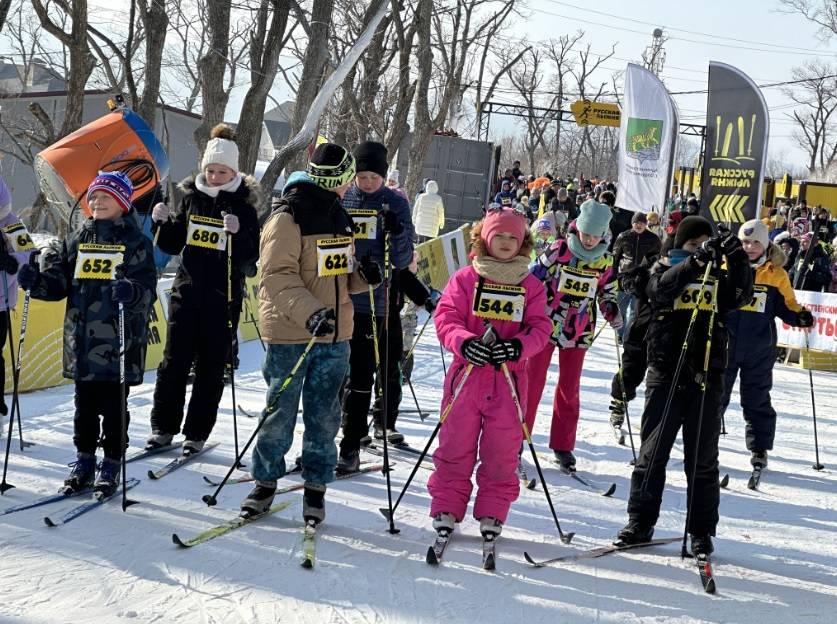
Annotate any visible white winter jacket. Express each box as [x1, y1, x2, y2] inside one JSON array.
[[412, 180, 445, 238]]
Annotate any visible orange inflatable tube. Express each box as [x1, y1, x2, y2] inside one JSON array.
[[34, 106, 169, 220]]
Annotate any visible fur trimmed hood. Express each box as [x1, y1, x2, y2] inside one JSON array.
[[178, 173, 264, 211]]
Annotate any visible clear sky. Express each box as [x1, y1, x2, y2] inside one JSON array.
[[493, 0, 836, 170]]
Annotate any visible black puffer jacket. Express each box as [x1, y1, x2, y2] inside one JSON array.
[[645, 251, 753, 377], [153, 175, 261, 306], [612, 228, 662, 283]]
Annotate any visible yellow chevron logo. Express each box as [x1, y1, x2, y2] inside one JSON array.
[[708, 194, 747, 224]]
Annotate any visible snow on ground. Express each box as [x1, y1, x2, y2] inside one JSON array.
[[0, 314, 835, 623]]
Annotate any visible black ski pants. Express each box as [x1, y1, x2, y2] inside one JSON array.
[[151, 297, 232, 441], [627, 367, 723, 536], [720, 346, 777, 452], [340, 310, 403, 454], [74, 380, 130, 460]]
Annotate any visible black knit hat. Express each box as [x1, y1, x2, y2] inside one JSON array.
[[353, 141, 388, 178], [673, 215, 713, 249], [307, 143, 356, 189]]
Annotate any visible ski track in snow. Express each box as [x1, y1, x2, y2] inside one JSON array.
[[0, 312, 835, 623]]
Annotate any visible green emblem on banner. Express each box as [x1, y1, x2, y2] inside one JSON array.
[[626, 117, 663, 164]]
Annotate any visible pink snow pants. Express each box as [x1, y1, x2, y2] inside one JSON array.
[[428, 363, 526, 524], [524, 344, 587, 452]]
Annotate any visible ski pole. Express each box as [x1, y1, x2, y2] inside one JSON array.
[[499, 360, 574, 544], [380, 223, 397, 534], [117, 299, 138, 511], [406, 377, 426, 422], [403, 313, 432, 363], [613, 327, 637, 464], [680, 271, 721, 559], [589, 321, 607, 346], [379, 325, 494, 522], [9, 250, 39, 453], [202, 333, 320, 506], [438, 341, 447, 376], [639, 259, 714, 498], [244, 295, 265, 351], [223, 215, 243, 469], [803, 330, 825, 471]]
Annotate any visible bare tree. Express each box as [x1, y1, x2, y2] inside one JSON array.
[[136, 0, 169, 124], [508, 49, 555, 174], [783, 60, 837, 173], [779, 0, 837, 39], [0, 0, 12, 33], [31, 0, 94, 138], [193, 0, 232, 153], [236, 0, 295, 174], [546, 31, 583, 157]]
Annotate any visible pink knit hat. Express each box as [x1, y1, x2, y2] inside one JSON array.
[[481, 206, 527, 255]]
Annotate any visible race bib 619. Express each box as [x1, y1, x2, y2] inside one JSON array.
[[473, 284, 526, 322], [316, 237, 353, 277], [74, 243, 125, 280], [187, 215, 227, 251]]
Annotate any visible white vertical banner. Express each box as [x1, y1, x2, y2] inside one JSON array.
[[617, 63, 678, 213]]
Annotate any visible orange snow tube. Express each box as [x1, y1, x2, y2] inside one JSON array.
[[33, 107, 169, 221]]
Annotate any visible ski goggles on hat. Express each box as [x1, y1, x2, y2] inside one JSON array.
[[308, 151, 356, 189], [487, 202, 527, 217]]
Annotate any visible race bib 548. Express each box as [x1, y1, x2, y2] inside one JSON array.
[[187, 215, 227, 251], [557, 267, 598, 299], [74, 243, 125, 280], [473, 284, 526, 322], [3, 222, 35, 252], [316, 237, 353, 277]]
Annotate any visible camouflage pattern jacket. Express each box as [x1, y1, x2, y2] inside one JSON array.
[[31, 211, 157, 385]]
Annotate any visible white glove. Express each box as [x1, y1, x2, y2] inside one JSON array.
[[223, 213, 240, 234], [151, 202, 170, 223]]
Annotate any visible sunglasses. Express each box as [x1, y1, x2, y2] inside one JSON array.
[[486, 203, 528, 217]]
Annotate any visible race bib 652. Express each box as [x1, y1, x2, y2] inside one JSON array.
[[74, 243, 125, 280]]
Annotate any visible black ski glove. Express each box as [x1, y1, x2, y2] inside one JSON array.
[[424, 288, 442, 314], [358, 253, 383, 286], [306, 308, 336, 337], [461, 338, 492, 367], [692, 240, 716, 266], [0, 254, 18, 276], [17, 262, 39, 291], [714, 231, 745, 261], [490, 338, 522, 365], [381, 209, 403, 234], [112, 278, 135, 304], [798, 309, 814, 328]]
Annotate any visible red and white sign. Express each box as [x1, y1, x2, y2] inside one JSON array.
[[776, 290, 837, 353]]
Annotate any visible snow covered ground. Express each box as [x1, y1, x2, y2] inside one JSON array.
[[0, 314, 835, 623]]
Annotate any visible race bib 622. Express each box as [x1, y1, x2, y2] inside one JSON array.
[[473, 284, 526, 322], [74, 243, 125, 280], [187, 215, 227, 251], [674, 281, 716, 312], [3, 222, 35, 252], [316, 237, 353, 277], [557, 267, 598, 299]]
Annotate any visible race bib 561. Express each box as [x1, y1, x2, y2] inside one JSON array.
[[674, 281, 716, 312], [187, 215, 227, 251], [557, 267, 598, 299], [740, 285, 767, 313], [74, 243, 125, 280], [3, 222, 35, 252], [473, 284, 526, 322], [348, 209, 378, 240], [316, 237, 353, 277]]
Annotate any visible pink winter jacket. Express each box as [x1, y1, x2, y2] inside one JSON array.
[[435, 265, 552, 372]]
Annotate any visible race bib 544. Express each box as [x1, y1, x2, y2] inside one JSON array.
[[316, 237, 353, 277], [74, 243, 125, 280], [473, 284, 526, 322]]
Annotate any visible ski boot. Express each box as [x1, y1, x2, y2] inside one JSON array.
[[62, 452, 97, 494], [690, 534, 714, 556], [145, 431, 173, 450], [183, 439, 206, 456], [553, 450, 576, 473], [750, 450, 768, 469], [93, 457, 121, 498], [303, 484, 326, 525], [609, 397, 625, 428], [336, 449, 360, 475], [479, 516, 503, 538], [373, 424, 405, 445], [432, 512, 455, 534], [615, 520, 654, 546], [240, 481, 277, 518]]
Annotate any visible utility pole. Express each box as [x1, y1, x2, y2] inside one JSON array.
[[642, 28, 667, 76]]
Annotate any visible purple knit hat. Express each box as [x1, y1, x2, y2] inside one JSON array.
[[87, 171, 133, 213]]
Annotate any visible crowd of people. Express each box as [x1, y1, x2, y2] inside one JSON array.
[[0, 144, 825, 562]]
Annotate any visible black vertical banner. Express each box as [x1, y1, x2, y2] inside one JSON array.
[[699, 62, 769, 230]]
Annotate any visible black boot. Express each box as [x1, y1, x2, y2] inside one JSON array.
[[240, 481, 277, 518], [336, 449, 360, 475], [303, 484, 326, 525], [63, 452, 97, 493], [93, 458, 121, 498], [553, 450, 576, 472], [615, 520, 654, 545], [690, 534, 714, 556]]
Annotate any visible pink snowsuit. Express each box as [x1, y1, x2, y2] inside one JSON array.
[[428, 265, 551, 523], [528, 232, 616, 451]]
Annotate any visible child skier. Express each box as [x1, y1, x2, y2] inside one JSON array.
[[719, 219, 813, 471], [618, 216, 753, 557], [239, 143, 382, 522], [147, 124, 261, 455], [0, 175, 35, 416], [527, 199, 621, 471], [17, 172, 156, 496], [428, 206, 551, 541]]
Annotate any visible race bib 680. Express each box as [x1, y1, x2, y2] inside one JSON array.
[[187, 215, 227, 251], [473, 284, 526, 322], [74, 243, 125, 280]]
